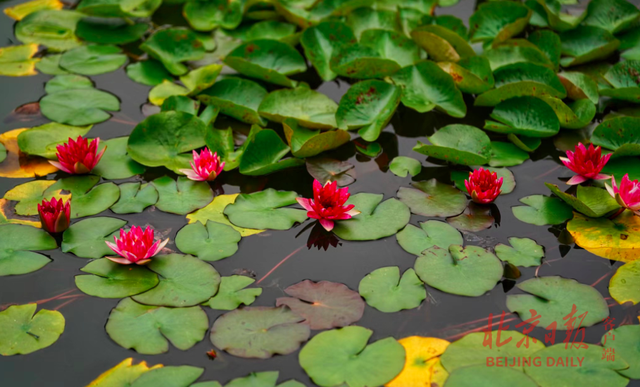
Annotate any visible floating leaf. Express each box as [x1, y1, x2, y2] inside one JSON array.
[[489, 141, 529, 167], [0, 44, 39, 76], [414, 245, 503, 297], [44, 73, 93, 92], [468, 1, 532, 45], [512, 195, 573, 226], [300, 21, 356, 81], [484, 43, 554, 71], [398, 179, 467, 217], [591, 116, 640, 157], [446, 366, 537, 387], [538, 96, 595, 130], [148, 80, 190, 106], [559, 26, 620, 67], [360, 29, 420, 67], [358, 267, 426, 313], [276, 280, 364, 330], [141, 28, 206, 76], [411, 24, 474, 62], [495, 237, 544, 267], [397, 221, 463, 256], [259, 87, 338, 129], [306, 157, 356, 186], [92, 137, 146, 180], [40, 86, 120, 126], [61, 217, 126, 259], [76, 19, 148, 45], [197, 77, 267, 125], [151, 176, 213, 215], [111, 183, 158, 214], [546, 184, 619, 218], [225, 189, 307, 230], [0, 304, 64, 355], [567, 211, 640, 262], [34, 54, 67, 74], [187, 194, 264, 237], [75, 258, 159, 298], [507, 276, 609, 329], [45, 176, 120, 218], [15, 10, 83, 52], [485, 96, 560, 138], [582, 0, 640, 34], [299, 326, 405, 387], [126, 60, 173, 87], [245, 21, 298, 44], [508, 134, 542, 153], [210, 306, 310, 359], [534, 0, 586, 32], [609, 261, 640, 305], [413, 125, 490, 165], [106, 298, 208, 354], [602, 325, 640, 379], [528, 29, 561, 70], [4, 0, 63, 21], [0, 224, 56, 276], [283, 119, 351, 159], [86, 358, 159, 387], [333, 193, 410, 241], [438, 56, 495, 94], [175, 221, 241, 261], [239, 127, 304, 175], [387, 336, 450, 387], [389, 156, 421, 177], [76, 0, 161, 17], [130, 366, 204, 387], [446, 203, 495, 232], [0, 129, 60, 178], [17, 122, 91, 159], [183, 0, 242, 31], [329, 43, 401, 79], [59, 44, 127, 75], [4, 180, 68, 216], [205, 275, 262, 310], [558, 71, 599, 103]]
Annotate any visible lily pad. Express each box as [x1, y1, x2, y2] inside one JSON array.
[[59, 44, 127, 75], [609, 261, 640, 305], [414, 245, 503, 297], [446, 366, 537, 387], [567, 211, 640, 262], [329, 43, 401, 79], [130, 366, 204, 387], [397, 221, 463, 256], [299, 325, 405, 387], [602, 325, 640, 379], [398, 179, 467, 217], [468, 1, 532, 45], [446, 203, 495, 232], [346, 7, 399, 38], [61, 217, 126, 258], [591, 116, 640, 157], [15, 10, 83, 52], [111, 183, 158, 214], [225, 189, 307, 230], [148, 80, 190, 106], [106, 297, 208, 354], [3, 180, 69, 216], [0, 44, 39, 76], [183, 0, 242, 31], [76, 19, 148, 45], [336, 80, 401, 141], [305, 157, 356, 186], [126, 60, 173, 86], [45, 176, 120, 218], [512, 195, 573, 226], [300, 21, 357, 81], [283, 119, 351, 158], [360, 29, 420, 68], [175, 221, 241, 261], [489, 142, 529, 167], [238, 127, 305, 176], [534, 0, 586, 32], [0, 304, 65, 355], [4, 0, 63, 21], [546, 184, 619, 218], [507, 276, 609, 329], [559, 26, 620, 67], [484, 43, 554, 71], [414, 125, 490, 165], [508, 134, 542, 153], [210, 306, 310, 359], [17, 122, 91, 159], [75, 258, 159, 298], [205, 275, 262, 310], [358, 267, 426, 313], [197, 77, 267, 125], [187, 194, 264, 237], [389, 156, 421, 177], [528, 29, 561, 70], [391, 61, 466, 117], [259, 87, 338, 129], [582, 0, 640, 34], [140, 28, 206, 76], [0, 224, 56, 276], [92, 137, 146, 180], [85, 358, 157, 386], [151, 176, 212, 215], [333, 193, 410, 241], [276, 280, 365, 330], [40, 87, 120, 126], [538, 96, 595, 130], [0, 129, 60, 178], [438, 56, 495, 94], [411, 24, 475, 62], [558, 71, 599, 103], [387, 336, 450, 387], [484, 96, 560, 137], [224, 39, 306, 87], [76, 0, 161, 17], [495, 237, 544, 267]]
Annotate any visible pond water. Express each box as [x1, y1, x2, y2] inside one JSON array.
[[1, 0, 640, 385]]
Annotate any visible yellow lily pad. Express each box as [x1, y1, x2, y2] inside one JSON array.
[[567, 212, 640, 262], [4, 0, 63, 20], [3, 180, 70, 216], [0, 44, 40, 76], [0, 199, 41, 227], [87, 358, 162, 386], [386, 336, 450, 387], [609, 261, 640, 305], [0, 129, 58, 178], [186, 194, 264, 237]]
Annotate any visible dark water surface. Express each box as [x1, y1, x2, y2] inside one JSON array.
[[1, 0, 640, 385]]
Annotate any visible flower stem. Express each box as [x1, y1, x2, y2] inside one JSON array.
[[609, 207, 625, 220]]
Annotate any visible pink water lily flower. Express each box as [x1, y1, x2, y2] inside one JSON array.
[[464, 168, 503, 204], [49, 136, 105, 174], [37, 197, 70, 234], [296, 180, 361, 232], [106, 226, 169, 265], [560, 143, 611, 185], [179, 147, 225, 181], [606, 174, 640, 216]]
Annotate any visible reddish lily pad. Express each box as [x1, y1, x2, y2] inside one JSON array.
[[358, 267, 426, 313], [75, 258, 159, 298], [413, 125, 491, 165], [0, 304, 65, 355], [398, 179, 467, 217], [0, 224, 56, 276], [333, 193, 410, 241], [446, 203, 495, 232]]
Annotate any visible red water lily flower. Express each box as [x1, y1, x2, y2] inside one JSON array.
[[560, 143, 611, 185], [49, 136, 105, 174], [296, 180, 360, 232], [105, 226, 169, 265], [179, 147, 225, 182], [606, 174, 640, 216], [37, 198, 70, 234], [464, 168, 503, 204]]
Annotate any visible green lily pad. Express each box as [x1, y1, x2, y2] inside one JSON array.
[[76, 19, 148, 45], [45, 176, 120, 218], [0, 143, 5, 163], [535, 0, 586, 32], [558, 71, 600, 103], [275, 280, 365, 330], [358, 267, 426, 313], [300, 21, 357, 81], [411, 24, 475, 62], [306, 157, 356, 186], [446, 203, 495, 232], [538, 96, 596, 130], [438, 56, 495, 94], [197, 77, 267, 125], [468, 1, 532, 45], [495, 237, 544, 267], [0, 224, 56, 276], [111, 183, 158, 214], [398, 179, 467, 217], [151, 176, 213, 215], [567, 211, 640, 262], [389, 156, 421, 177], [451, 166, 516, 194], [489, 141, 530, 167], [178, 64, 222, 96], [76, 0, 161, 17], [15, 10, 83, 52], [59, 44, 127, 75], [413, 125, 490, 165], [283, 119, 351, 159], [335, 80, 401, 141], [559, 26, 620, 67], [35, 54, 68, 75], [583, 0, 640, 34], [106, 297, 208, 354], [507, 276, 609, 329], [75, 258, 159, 298], [0, 304, 65, 355], [40, 87, 120, 126], [299, 326, 405, 387], [484, 96, 560, 137], [45, 73, 93, 92], [245, 21, 298, 44], [132, 254, 221, 307], [259, 87, 338, 129], [175, 221, 241, 261], [140, 28, 206, 76], [224, 189, 307, 230], [446, 366, 538, 387], [346, 7, 399, 38], [512, 195, 573, 226], [333, 193, 410, 241], [329, 43, 401, 79], [92, 137, 146, 180], [210, 306, 310, 359], [391, 60, 466, 117], [205, 275, 262, 310], [545, 184, 620, 217], [127, 111, 207, 172], [415, 245, 503, 297], [508, 134, 542, 153], [61, 217, 126, 258], [183, 0, 242, 31], [524, 343, 629, 387], [600, 61, 640, 103], [609, 261, 640, 305], [592, 116, 640, 157], [396, 220, 463, 256], [602, 324, 640, 379], [130, 366, 204, 387], [238, 127, 305, 176], [3, 180, 69, 216], [17, 122, 91, 159], [528, 29, 561, 70], [224, 39, 306, 87], [360, 29, 420, 67], [126, 60, 173, 86], [484, 43, 554, 71], [355, 141, 382, 157], [193, 370, 303, 387]]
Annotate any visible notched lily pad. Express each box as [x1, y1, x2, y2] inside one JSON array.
[[495, 237, 544, 267], [0, 304, 65, 355], [397, 220, 463, 256], [333, 193, 410, 241], [152, 176, 213, 215], [0, 224, 57, 276], [358, 267, 426, 313], [284, 119, 350, 159], [446, 203, 495, 232], [61, 217, 126, 258], [111, 183, 158, 214], [75, 258, 159, 298], [300, 21, 356, 81], [205, 275, 262, 310], [438, 56, 495, 94], [609, 261, 640, 306], [175, 221, 241, 261], [512, 195, 573, 226], [413, 125, 490, 165], [398, 179, 467, 218], [45, 176, 120, 218], [546, 184, 619, 218], [225, 189, 307, 230]]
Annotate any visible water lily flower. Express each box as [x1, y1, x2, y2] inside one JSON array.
[[37, 198, 70, 234], [296, 180, 360, 232], [464, 168, 503, 204], [105, 226, 169, 265], [606, 174, 640, 216], [560, 143, 611, 185], [179, 147, 225, 182], [49, 136, 105, 174]]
